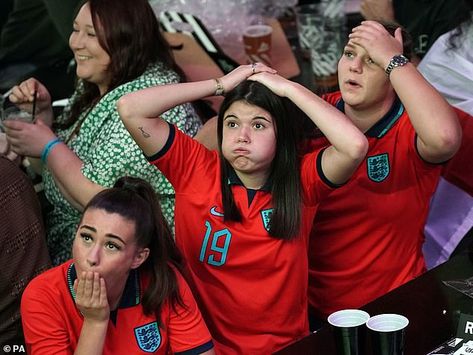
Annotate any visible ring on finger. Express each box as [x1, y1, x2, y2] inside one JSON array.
[[251, 62, 257, 74]]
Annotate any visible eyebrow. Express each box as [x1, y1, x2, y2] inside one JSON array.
[[72, 21, 95, 29], [223, 114, 237, 121], [79, 225, 127, 245], [223, 115, 272, 123], [253, 116, 271, 123]]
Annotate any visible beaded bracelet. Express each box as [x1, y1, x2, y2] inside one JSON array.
[[41, 138, 61, 164]]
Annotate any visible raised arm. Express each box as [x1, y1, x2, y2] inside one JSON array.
[[249, 73, 368, 185], [349, 21, 462, 163], [117, 64, 276, 156]]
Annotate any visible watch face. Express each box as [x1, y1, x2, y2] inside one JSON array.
[[394, 55, 408, 66], [385, 54, 409, 75]]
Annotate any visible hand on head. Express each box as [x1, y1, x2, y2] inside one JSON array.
[[247, 72, 293, 98], [348, 21, 404, 70], [74, 271, 110, 323], [219, 63, 277, 95]]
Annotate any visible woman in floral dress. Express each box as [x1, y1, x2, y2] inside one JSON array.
[[4, 0, 201, 265]]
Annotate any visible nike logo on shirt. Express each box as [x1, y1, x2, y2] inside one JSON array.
[[210, 206, 224, 217]]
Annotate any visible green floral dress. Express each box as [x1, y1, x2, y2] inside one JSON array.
[[43, 62, 201, 265]]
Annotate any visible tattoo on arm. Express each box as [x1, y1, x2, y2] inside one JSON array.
[[138, 127, 151, 138]]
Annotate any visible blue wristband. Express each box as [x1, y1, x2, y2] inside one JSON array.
[[41, 138, 61, 164]]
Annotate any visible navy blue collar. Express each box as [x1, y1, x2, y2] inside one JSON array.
[[67, 263, 141, 309], [335, 97, 404, 138], [227, 167, 272, 192]]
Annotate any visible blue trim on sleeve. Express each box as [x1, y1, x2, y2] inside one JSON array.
[[316, 147, 344, 188], [145, 123, 176, 162], [174, 340, 214, 355], [414, 133, 447, 165]]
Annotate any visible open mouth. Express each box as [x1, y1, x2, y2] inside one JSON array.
[[346, 79, 361, 88], [77, 55, 92, 61]]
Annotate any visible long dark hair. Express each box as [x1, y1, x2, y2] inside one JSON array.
[[217, 81, 303, 240], [84, 176, 183, 318], [447, 0, 473, 50], [63, 0, 181, 128]]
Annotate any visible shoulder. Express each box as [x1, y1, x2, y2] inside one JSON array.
[[143, 62, 180, 85], [150, 124, 216, 164], [22, 262, 70, 308], [124, 62, 179, 91], [103, 63, 180, 104], [21, 262, 73, 319], [166, 264, 193, 298], [172, 266, 190, 289]]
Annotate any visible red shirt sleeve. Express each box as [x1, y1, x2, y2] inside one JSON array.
[[21, 275, 73, 355], [300, 147, 338, 206], [167, 271, 213, 354]]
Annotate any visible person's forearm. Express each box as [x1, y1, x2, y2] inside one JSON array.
[[389, 64, 462, 162], [286, 82, 368, 160], [74, 319, 108, 355], [119, 79, 217, 121], [45, 142, 105, 210], [118, 79, 217, 156]]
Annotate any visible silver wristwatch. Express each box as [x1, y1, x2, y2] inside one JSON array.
[[385, 54, 409, 76]]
